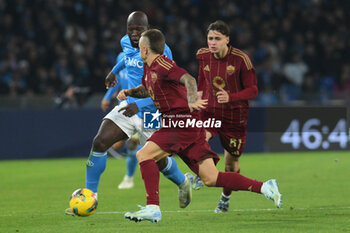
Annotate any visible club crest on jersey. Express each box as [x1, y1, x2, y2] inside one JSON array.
[[203, 65, 210, 72], [151, 72, 157, 83], [213, 76, 226, 89], [227, 65, 235, 75]]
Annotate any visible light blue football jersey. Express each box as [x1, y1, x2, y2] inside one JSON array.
[[120, 34, 173, 118], [115, 52, 128, 90]]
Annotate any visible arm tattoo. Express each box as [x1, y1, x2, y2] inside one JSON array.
[[180, 74, 198, 104], [128, 85, 150, 98]]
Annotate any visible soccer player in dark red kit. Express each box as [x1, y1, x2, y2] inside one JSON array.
[[195, 20, 275, 213], [118, 29, 282, 223]]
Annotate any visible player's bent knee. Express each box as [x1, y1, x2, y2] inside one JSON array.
[[136, 149, 154, 163], [156, 157, 167, 171], [201, 176, 217, 187], [92, 136, 109, 152], [136, 150, 142, 162], [128, 138, 139, 150]]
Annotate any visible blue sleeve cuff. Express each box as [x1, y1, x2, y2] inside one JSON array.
[[103, 85, 119, 100], [134, 97, 154, 110]]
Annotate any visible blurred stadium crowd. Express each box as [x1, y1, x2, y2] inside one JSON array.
[[0, 0, 349, 107]]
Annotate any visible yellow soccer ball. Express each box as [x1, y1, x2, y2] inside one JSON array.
[[69, 188, 98, 216]]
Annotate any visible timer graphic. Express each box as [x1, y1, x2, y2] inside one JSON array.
[[321, 126, 330, 149], [280, 119, 348, 150]]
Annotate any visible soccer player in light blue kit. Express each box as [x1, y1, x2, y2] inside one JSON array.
[[101, 52, 141, 189], [65, 11, 193, 215]]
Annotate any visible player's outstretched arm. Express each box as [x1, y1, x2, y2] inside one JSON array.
[[128, 85, 150, 98], [180, 74, 208, 111], [117, 85, 149, 101]]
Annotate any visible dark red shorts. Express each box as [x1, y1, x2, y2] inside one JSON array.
[[202, 113, 247, 158], [147, 127, 219, 175]]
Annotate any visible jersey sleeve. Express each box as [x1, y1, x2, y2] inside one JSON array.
[[134, 97, 154, 111], [229, 60, 258, 102], [167, 64, 188, 82], [103, 85, 120, 100], [197, 61, 206, 92], [116, 52, 125, 64], [111, 58, 126, 75]]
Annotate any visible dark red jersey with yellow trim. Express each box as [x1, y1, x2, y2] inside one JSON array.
[[196, 46, 258, 124], [142, 55, 189, 115]]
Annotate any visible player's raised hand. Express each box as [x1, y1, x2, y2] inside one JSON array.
[[189, 98, 208, 112], [117, 89, 129, 101], [216, 88, 229, 103], [105, 71, 118, 89]]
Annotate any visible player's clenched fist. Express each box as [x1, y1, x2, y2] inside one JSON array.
[[117, 89, 129, 101], [105, 71, 118, 89], [216, 88, 229, 103]]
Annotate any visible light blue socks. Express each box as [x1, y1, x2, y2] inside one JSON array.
[[86, 151, 107, 193], [161, 157, 185, 186], [126, 145, 141, 177]]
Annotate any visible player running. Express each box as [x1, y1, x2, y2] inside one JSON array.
[[193, 20, 261, 213], [118, 29, 282, 223], [65, 11, 192, 216], [193, 20, 268, 213]]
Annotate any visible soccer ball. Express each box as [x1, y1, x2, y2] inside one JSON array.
[[69, 188, 98, 216]]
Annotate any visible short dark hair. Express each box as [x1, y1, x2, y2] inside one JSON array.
[[141, 29, 165, 54], [207, 20, 230, 36]]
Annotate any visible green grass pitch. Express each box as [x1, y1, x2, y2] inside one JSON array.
[[1, 151, 349, 233]]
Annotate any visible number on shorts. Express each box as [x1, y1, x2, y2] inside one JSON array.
[[229, 138, 242, 150]]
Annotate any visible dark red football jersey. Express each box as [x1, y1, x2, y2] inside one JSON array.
[[142, 55, 189, 115], [196, 46, 258, 124]]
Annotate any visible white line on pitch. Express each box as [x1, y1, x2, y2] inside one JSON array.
[[1, 206, 349, 217], [96, 206, 350, 215]]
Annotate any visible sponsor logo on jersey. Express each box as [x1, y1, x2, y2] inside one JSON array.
[[213, 76, 226, 89], [125, 57, 143, 68]]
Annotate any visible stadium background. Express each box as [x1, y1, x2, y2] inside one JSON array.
[[0, 0, 349, 159]]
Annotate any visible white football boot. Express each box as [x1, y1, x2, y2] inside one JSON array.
[[261, 179, 282, 208], [118, 175, 134, 189], [125, 205, 161, 223]]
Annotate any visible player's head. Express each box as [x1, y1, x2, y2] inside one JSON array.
[[127, 11, 149, 48], [139, 29, 165, 62], [207, 20, 230, 54]]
